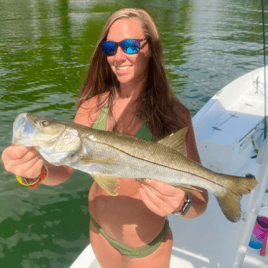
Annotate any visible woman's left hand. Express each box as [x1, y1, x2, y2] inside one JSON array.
[[138, 179, 188, 217]]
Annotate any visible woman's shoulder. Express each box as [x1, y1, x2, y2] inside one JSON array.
[[172, 99, 191, 125], [171, 99, 201, 163], [74, 92, 109, 127], [79, 92, 109, 109]]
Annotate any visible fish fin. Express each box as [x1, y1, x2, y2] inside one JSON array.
[[215, 175, 258, 222], [91, 173, 119, 196], [81, 154, 118, 165], [158, 127, 188, 157], [80, 154, 95, 165], [174, 184, 203, 192], [215, 191, 242, 223]]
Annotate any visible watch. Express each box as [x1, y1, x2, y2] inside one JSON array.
[[172, 191, 192, 216]]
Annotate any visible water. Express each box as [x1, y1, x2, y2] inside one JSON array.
[[0, 0, 267, 267]]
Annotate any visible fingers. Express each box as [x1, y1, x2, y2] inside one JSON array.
[[141, 179, 180, 197], [1, 145, 44, 178], [15, 156, 44, 178], [139, 185, 172, 216], [139, 179, 187, 217], [138, 186, 164, 215]]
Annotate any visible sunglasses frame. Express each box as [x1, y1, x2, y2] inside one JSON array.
[[101, 38, 147, 56]]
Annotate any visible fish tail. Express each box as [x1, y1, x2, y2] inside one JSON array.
[[215, 174, 258, 222]]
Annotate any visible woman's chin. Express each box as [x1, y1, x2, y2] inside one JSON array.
[[116, 75, 134, 85]]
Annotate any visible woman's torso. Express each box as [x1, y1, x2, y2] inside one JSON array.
[[74, 93, 166, 248]]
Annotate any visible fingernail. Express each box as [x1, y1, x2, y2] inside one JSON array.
[[145, 179, 150, 184], [138, 189, 142, 195], [15, 145, 25, 148]]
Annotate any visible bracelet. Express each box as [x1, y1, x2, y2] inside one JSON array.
[[16, 165, 48, 189]]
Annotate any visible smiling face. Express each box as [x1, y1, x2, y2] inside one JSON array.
[[105, 18, 151, 87]]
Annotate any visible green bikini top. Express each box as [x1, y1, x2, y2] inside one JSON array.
[[92, 103, 153, 141]]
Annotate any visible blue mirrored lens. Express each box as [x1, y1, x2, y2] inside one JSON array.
[[121, 39, 140, 54], [101, 39, 143, 55], [101, 41, 117, 55]]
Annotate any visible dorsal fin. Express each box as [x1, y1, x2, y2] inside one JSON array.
[[158, 127, 188, 157]]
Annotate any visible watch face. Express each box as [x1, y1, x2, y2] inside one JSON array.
[[181, 192, 192, 216], [181, 199, 192, 216]]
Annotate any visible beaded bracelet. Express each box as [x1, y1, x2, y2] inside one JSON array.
[[16, 165, 48, 189]]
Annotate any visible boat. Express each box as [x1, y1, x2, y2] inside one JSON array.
[[70, 66, 268, 268]]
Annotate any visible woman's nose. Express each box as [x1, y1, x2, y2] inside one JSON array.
[[114, 46, 126, 61]]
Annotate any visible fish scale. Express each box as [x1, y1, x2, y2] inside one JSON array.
[[84, 129, 228, 189]]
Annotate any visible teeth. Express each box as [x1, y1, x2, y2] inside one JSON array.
[[117, 66, 130, 70]]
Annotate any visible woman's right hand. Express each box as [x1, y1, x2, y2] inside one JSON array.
[[1, 145, 44, 179]]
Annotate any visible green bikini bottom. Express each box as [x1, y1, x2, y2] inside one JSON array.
[[90, 216, 169, 258]]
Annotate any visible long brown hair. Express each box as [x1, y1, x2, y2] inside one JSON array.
[[76, 8, 189, 140]]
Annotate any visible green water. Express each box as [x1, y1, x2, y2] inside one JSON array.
[[0, 0, 267, 267]]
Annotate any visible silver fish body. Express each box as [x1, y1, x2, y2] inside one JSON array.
[[12, 113, 258, 222]]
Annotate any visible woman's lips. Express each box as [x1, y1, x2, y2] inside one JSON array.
[[115, 65, 132, 74]]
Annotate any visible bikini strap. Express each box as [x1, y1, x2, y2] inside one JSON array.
[[92, 102, 109, 131]]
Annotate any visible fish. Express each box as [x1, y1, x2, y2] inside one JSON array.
[[12, 113, 258, 222]]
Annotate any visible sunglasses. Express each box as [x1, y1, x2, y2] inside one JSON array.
[[101, 38, 146, 56]]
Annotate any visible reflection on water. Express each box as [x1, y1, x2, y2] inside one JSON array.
[[0, 0, 267, 266]]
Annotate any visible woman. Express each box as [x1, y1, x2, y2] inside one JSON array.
[[1, 8, 208, 268]]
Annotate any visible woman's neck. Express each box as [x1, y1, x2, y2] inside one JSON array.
[[118, 72, 147, 102]]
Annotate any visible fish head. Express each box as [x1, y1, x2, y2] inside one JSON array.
[[12, 113, 81, 166]]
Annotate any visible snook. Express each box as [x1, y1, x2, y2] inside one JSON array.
[[12, 113, 258, 222]]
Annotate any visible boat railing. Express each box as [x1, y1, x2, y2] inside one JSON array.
[[233, 137, 268, 267]]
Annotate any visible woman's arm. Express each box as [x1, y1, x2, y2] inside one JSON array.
[[139, 110, 208, 219], [180, 110, 208, 219]]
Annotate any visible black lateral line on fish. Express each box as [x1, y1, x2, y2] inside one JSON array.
[[94, 140, 236, 193]]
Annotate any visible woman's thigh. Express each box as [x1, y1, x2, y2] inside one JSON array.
[[90, 220, 123, 268]]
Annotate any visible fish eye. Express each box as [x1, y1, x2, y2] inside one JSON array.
[[40, 120, 48, 127]]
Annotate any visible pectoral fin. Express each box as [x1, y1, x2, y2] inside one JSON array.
[[158, 127, 188, 157], [91, 173, 119, 196], [81, 154, 119, 166]]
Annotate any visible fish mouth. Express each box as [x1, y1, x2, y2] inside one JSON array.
[[13, 113, 27, 128], [12, 113, 37, 144], [12, 113, 27, 144]]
